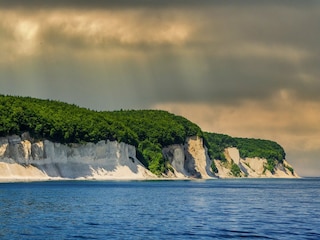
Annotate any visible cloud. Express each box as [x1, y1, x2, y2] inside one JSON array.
[[1, 0, 319, 10], [1, 3, 320, 106], [0, 9, 191, 62], [0, 0, 242, 10]]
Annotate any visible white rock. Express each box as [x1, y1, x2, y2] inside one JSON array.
[[215, 147, 299, 178], [163, 136, 215, 179], [0, 135, 155, 181]]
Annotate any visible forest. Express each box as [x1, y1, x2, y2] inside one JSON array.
[[0, 95, 286, 175], [0, 95, 202, 175]]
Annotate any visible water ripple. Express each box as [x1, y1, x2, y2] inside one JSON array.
[[0, 179, 319, 239]]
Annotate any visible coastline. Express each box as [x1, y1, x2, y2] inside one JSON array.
[[0, 135, 299, 182], [0, 175, 303, 183]]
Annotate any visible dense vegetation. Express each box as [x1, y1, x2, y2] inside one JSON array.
[[0, 95, 202, 175], [204, 132, 286, 173], [0, 95, 287, 175], [204, 132, 236, 161]]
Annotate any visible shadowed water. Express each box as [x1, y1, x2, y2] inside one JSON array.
[[0, 178, 319, 239]]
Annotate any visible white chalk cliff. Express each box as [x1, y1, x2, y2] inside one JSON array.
[[214, 147, 299, 178], [0, 134, 298, 181], [163, 136, 214, 179], [0, 134, 155, 181]]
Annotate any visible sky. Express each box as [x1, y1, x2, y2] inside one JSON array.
[[1, 0, 319, 176]]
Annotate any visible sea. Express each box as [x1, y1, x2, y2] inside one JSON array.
[[0, 178, 319, 240]]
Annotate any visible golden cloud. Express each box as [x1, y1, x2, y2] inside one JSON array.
[[212, 43, 311, 64], [0, 9, 191, 63]]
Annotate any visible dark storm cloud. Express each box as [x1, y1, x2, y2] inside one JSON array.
[[0, 0, 211, 9], [1, 0, 320, 107], [1, 0, 319, 10]]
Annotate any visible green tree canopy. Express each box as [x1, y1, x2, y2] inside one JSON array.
[[0, 95, 202, 175]]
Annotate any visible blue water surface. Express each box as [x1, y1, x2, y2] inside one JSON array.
[[0, 178, 319, 239]]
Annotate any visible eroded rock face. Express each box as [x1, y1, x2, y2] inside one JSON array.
[[214, 147, 299, 178], [163, 136, 214, 179], [162, 144, 189, 178], [0, 136, 32, 164], [0, 134, 298, 181], [0, 135, 155, 180], [185, 136, 214, 179]]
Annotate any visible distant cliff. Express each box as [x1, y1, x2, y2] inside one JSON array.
[[204, 132, 298, 178], [214, 147, 298, 178], [0, 95, 298, 181]]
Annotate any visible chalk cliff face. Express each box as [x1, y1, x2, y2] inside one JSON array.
[[214, 147, 299, 178], [163, 136, 214, 179], [0, 134, 298, 181], [0, 135, 155, 181]]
